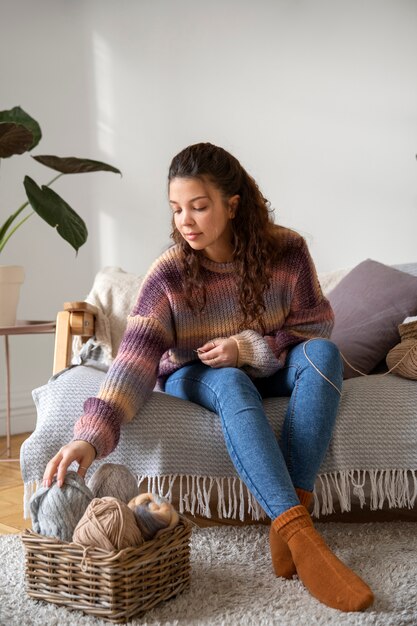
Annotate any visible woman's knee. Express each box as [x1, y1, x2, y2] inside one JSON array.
[[214, 367, 263, 406], [218, 366, 249, 383], [305, 337, 340, 358], [216, 367, 260, 392], [165, 365, 261, 409], [303, 339, 343, 380]]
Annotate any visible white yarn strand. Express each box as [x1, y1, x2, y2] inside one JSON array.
[[303, 336, 417, 380], [302, 339, 342, 394]]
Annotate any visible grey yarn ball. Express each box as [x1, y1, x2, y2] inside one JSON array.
[[88, 463, 139, 504], [29, 471, 94, 542]]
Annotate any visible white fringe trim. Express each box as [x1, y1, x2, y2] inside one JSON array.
[[313, 469, 417, 518], [140, 469, 417, 521], [139, 474, 267, 522], [23, 480, 42, 520], [23, 469, 417, 523]]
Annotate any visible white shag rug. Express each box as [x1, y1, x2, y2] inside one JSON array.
[[0, 522, 417, 626]]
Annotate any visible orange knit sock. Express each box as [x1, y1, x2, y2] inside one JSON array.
[[273, 505, 374, 612], [269, 488, 313, 578]]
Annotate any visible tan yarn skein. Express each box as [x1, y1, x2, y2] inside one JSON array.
[[73, 497, 143, 551], [386, 319, 417, 380], [128, 493, 179, 540]]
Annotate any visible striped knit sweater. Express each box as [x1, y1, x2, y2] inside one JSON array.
[[74, 227, 334, 458]]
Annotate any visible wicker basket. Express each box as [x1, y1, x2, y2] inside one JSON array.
[[21, 517, 192, 623]]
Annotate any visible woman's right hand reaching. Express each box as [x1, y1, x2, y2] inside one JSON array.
[[42, 440, 96, 488]]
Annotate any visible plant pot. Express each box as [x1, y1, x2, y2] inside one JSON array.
[[0, 265, 25, 327]]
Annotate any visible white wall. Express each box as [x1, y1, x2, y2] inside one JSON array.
[[1, 0, 416, 434]]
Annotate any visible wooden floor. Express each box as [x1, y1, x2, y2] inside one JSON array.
[[0, 432, 31, 535]]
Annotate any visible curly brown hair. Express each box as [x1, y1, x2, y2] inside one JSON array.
[[168, 143, 282, 331]]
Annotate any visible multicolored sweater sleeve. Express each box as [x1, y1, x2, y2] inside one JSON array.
[[231, 237, 334, 377], [73, 263, 175, 458]]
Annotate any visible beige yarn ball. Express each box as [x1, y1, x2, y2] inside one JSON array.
[[73, 497, 143, 551], [88, 463, 138, 503], [128, 493, 179, 540], [386, 320, 417, 380]]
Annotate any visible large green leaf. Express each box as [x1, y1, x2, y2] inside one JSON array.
[[0, 106, 42, 157], [23, 176, 88, 253], [32, 155, 121, 175], [0, 123, 33, 158]]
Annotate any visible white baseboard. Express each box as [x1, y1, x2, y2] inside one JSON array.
[[0, 390, 37, 436]]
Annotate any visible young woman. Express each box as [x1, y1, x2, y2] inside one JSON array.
[[43, 142, 373, 612]]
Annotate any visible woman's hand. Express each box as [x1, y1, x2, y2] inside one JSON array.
[[197, 337, 239, 368], [42, 440, 96, 488]]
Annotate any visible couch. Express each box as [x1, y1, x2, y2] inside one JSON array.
[[20, 259, 417, 524]]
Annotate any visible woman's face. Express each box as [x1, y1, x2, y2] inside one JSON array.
[[169, 177, 239, 263]]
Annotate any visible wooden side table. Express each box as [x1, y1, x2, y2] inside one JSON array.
[[0, 321, 56, 461]]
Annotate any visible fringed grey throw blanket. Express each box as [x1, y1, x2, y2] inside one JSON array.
[[21, 262, 417, 521], [21, 363, 417, 521]]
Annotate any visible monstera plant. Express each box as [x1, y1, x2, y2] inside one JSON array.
[[0, 105, 121, 325], [0, 106, 121, 254]]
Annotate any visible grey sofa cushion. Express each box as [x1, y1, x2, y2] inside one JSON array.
[[328, 260, 417, 378]]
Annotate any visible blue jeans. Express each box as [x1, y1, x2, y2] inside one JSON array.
[[164, 338, 343, 519]]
